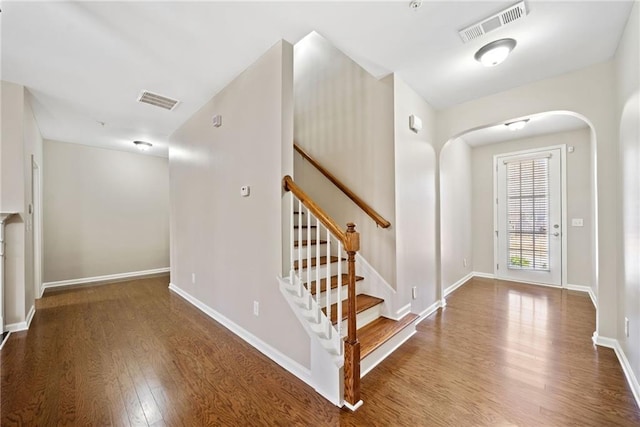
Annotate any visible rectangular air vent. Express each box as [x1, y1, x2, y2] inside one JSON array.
[[137, 90, 179, 111], [458, 1, 528, 43]]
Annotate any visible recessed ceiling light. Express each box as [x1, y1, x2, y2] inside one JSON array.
[[475, 38, 517, 67], [505, 119, 529, 131], [133, 140, 153, 151]]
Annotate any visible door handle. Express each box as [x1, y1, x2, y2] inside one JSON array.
[[552, 232, 560, 237]]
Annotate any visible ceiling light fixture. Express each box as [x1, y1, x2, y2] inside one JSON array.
[[133, 140, 153, 151], [505, 119, 529, 131], [474, 38, 517, 67]]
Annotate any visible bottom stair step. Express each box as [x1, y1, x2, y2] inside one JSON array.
[[323, 294, 383, 325], [358, 313, 419, 360]]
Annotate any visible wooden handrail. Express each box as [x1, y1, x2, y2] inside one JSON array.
[[283, 175, 348, 245], [293, 143, 391, 229], [283, 175, 361, 407]]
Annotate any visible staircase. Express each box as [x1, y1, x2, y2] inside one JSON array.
[[279, 176, 419, 410]]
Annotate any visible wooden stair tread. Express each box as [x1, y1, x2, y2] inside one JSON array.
[[306, 274, 364, 295], [293, 256, 343, 269], [323, 294, 383, 325], [293, 240, 327, 247], [358, 313, 419, 360]]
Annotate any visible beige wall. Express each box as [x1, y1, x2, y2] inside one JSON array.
[[436, 61, 618, 339], [43, 140, 169, 282], [0, 81, 43, 326], [470, 128, 593, 288], [440, 138, 473, 291], [293, 32, 397, 286], [393, 76, 438, 314], [615, 0, 640, 393], [169, 41, 309, 367]]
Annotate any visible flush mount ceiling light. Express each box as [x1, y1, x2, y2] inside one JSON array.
[[133, 140, 153, 151], [505, 119, 529, 131], [474, 38, 517, 67]]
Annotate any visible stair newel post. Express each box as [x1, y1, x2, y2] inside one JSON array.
[[343, 222, 361, 408]]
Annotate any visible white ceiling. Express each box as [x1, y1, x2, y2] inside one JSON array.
[[1, 1, 634, 157], [460, 113, 589, 147]]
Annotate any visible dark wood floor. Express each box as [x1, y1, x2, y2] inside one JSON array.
[[2, 275, 639, 426]]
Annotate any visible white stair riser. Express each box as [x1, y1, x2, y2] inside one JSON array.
[[311, 285, 358, 309], [334, 302, 383, 336], [360, 322, 417, 378], [295, 244, 329, 259], [294, 261, 347, 280]]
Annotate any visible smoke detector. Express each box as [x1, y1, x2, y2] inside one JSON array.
[[459, 1, 528, 43], [137, 90, 179, 111]]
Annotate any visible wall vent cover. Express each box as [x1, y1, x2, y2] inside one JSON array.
[[458, 1, 528, 43], [137, 91, 179, 111]]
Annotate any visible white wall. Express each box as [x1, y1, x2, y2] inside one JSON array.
[[169, 41, 309, 367], [393, 76, 438, 315], [0, 81, 43, 326], [436, 61, 618, 339], [615, 0, 640, 393], [293, 32, 397, 286], [470, 128, 593, 289], [43, 140, 169, 283], [439, 138, 473, 292]]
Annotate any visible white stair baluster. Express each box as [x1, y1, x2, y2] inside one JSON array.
[[297, 199, 303, 296], [326, 230, 331, 339], [306, 206, 311, 292], [337, 241, 343, 341], [289, 193, 294, 284], [315, 216, 321, 323]]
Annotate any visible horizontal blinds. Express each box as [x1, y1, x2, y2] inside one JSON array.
[[507, 158, 550, 271]]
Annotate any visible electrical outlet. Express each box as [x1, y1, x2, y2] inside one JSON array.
[[191, 273, 196, 284], [625, 317, 630, 337], [253, 301, 259, 316], [412, 286, 417, 299], [463, 258, 468, 268]]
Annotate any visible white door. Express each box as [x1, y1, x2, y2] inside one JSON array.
[[495, 148, 563, 286]]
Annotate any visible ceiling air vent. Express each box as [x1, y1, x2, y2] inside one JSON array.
[[458, 1, 528, 43], [137, 90, 179, 111]]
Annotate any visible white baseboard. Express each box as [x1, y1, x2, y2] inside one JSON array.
[[566, 283, 597, 309], [416, 300, 443, 325], [5, 304, 35, 333], [0, 331, 11, 350], [169, 282, 313, 391], [444, 272, 474, 297], [395, 303, 411, 319], [473, 271, 495, 279], [593, 333, 640, 408], [26, 304, 35, 328], [42, 267, 170, 290]]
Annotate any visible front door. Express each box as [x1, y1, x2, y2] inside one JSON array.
[[495, 147, 563, 286]]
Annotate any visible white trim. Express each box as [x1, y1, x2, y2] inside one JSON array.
[[472, 271, 495, 279], [416, 299, 443, 325], [169, 283, 314, 391], [42, 267, 170, 290], [444, 272, 474, 297], [566, 283, 597, 308], [395, 303, 411, 319], [343, 400, 363, 411], [0, 331, 11, 350], [25, 305, 35, 328], [592, 334, 640, 408]]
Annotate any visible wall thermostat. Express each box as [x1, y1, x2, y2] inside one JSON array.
[[409, 114, 422, 133]]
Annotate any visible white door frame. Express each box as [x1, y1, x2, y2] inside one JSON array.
[[32, 157, 43, 298], [493, 144, 568, 288]]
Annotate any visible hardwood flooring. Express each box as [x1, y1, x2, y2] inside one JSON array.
[[2, 275, 639, 426]]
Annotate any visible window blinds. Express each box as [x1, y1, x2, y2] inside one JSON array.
[[506, 157, 550, 271]]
